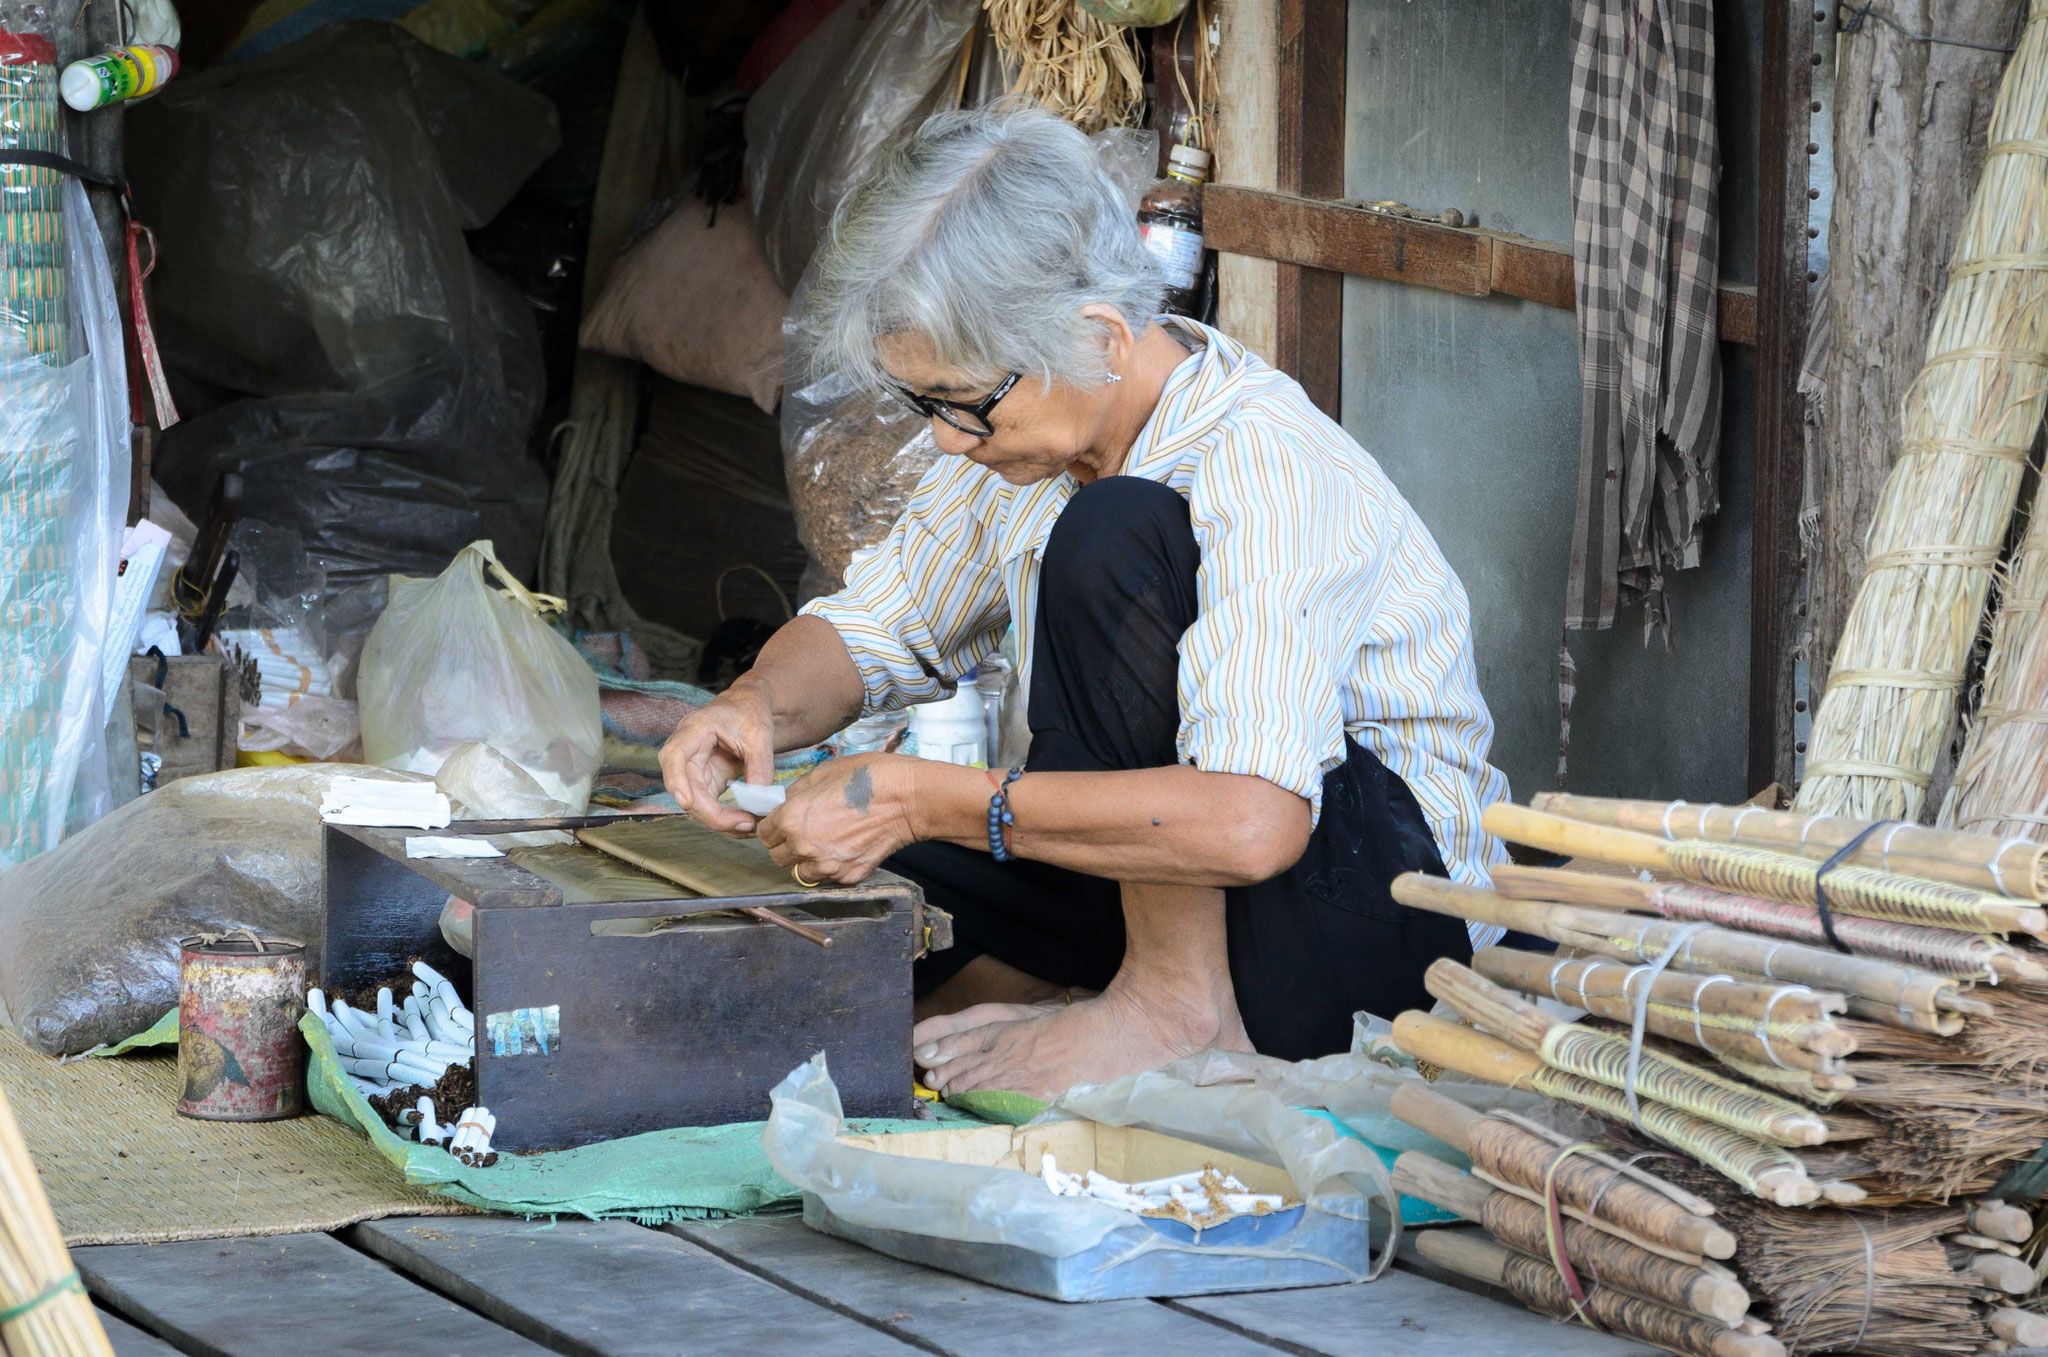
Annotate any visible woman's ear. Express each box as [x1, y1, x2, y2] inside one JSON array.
[[1077, 303, 1138, 379]]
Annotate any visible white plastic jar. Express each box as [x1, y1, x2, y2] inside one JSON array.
[[905, 684, 987, 768]]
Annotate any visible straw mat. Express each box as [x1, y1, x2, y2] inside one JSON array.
[[0, 1026, 470, 1245]]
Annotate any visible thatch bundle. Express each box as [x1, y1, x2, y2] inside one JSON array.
[[1798, 6, 2048, 821]]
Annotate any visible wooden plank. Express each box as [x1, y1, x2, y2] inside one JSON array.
[[1207, 187, 1760, 346], [1173, 1259, 1659, 1356], [1749, 0, 1818, 793], [667, 1214, 1281, 1356], [1273, 0, 1345, 416], [94, 1305, 183, 1357], [1214, 0, 1279, 362], [350, 1216, 916, 1356], [75, 1232, 553, 1357]]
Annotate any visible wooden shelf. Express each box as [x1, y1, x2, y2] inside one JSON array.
[[1205, 186, 1757, 347]]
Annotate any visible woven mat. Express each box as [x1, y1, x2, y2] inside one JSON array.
[[0, 1026, 470, 1245]]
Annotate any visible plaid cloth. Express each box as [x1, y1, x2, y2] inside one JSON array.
[[1565, 0, 1723, 634]]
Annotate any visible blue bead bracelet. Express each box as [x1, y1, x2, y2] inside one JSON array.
[[988, 765, 1025, 862]]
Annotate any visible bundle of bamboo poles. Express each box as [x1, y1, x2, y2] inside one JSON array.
[[1797, 4, 2048, 822], [1945, 477, 2048, 838], [1381, 793, 2048, 1353], [0, 1083, 110, 1356]]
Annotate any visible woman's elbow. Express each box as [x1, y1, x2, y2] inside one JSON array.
[[1215, 787, 1314, 885]]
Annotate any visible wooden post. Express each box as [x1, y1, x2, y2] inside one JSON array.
[[1214, 0, 1280, 362], [1273, 0, 1344, 416], [1750, 0, 1817, 793], [1810, 3, 2012, 711]]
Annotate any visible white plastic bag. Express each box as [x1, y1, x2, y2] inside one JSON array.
[[358, 541, 600, 815]]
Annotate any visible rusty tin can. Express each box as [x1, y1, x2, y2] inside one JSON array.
[[177, 931, 307, 1121]]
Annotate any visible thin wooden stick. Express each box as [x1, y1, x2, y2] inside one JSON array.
[[0, 1083, 113, 1356]]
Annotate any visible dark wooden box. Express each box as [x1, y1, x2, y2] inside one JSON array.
[[319, 818, 946, 1152]]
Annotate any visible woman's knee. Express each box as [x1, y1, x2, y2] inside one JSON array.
[[1041, 476, 1198, 603]]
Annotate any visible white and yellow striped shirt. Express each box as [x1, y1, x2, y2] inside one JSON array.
[[804, 318, 1512, 913]]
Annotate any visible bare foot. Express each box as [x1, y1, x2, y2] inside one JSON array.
[[913, 979, 1251, 1101]]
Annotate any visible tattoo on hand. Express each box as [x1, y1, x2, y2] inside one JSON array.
[[845, 766, 874, 815]]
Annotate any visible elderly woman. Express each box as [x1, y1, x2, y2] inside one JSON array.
[[660, 103, 1510, 1101]]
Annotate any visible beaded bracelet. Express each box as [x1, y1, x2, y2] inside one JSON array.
[[986, 765, 1025, 862]]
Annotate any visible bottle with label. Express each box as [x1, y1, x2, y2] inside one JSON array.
[[1137, 144, 1212, 317], [59, 43, 177, 111]]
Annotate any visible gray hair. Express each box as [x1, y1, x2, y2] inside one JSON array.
[[800, 101, 1165, 393]]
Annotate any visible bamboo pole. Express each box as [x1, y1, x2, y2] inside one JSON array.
[[1471, 948, 1852, 1073], [1414, 1233, 1784, 1357], [1393, 873, 1970, 1034], [1423, 960, 1835, 1147], [1529, 793, 2048, 899], [1391, 1152, 1753, 1325], [1392, 1013, 1821, 1207], [1387, 1083, 1736, 1258], [0, 1083, 112, 1357]]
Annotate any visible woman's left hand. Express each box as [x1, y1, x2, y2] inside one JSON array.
[[757, 753, 921, 886]]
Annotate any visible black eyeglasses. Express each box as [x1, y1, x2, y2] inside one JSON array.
[[889, 371, 1020, 437]]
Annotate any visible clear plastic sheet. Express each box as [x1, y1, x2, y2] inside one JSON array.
[[358, 541, 601, 816], [0, 765, 429, 1055], [129, 24, 559, 594], [764, 1054, 1392, 1278], [0, 12, 128, 866], [742, 0, 979, 292]]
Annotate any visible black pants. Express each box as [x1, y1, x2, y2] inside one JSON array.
[[892, 476, 1472, 1061]]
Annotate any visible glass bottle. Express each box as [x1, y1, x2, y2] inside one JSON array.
[[1137, 144, 1212, 317]]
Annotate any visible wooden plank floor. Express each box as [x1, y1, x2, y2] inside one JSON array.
[[74, 1215, 1654, 1356]]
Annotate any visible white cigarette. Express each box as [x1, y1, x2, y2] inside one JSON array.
[[307, 988, 328, 1019], [421, 1040, 470, 1061], [346, 1075, 387, 1098], [376, 988, 397, 1039]]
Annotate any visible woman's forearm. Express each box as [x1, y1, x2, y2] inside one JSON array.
[[732, 615, 869, 752], [908, 760, 1313, 888]]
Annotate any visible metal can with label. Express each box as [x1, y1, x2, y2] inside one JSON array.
[[176, 931, 307, 1121]]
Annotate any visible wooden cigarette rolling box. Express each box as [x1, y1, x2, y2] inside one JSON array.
[[319, 815, 948, 1152]]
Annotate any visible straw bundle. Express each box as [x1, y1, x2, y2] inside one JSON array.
[[0, 1083, 110, 1355], [983, 0, 1145, 133], [1944, 498, 2048, 837], [1797, 8, 2048, 821]]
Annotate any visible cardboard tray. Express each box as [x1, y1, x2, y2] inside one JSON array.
[[803, 1119, 1371, 1302]]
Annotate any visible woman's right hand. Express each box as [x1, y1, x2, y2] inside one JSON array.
[[658, 686, 777, 835]]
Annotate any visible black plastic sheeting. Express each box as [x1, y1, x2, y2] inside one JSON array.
[[130, 24, 563, 589]]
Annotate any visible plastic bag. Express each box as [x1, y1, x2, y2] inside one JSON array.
[[1092, 126, 1161, 210], [1078, 0, 1191, 25], [0, 765, 429, 1055], [743, 0, 979, 292], [130, 24, 558, 595], [765, 1054, 1393, 1282], [780, 265, 944, 591], [239, 695, 360, 760], [0, 19, 129, 867], [358, 541, 601, 815]]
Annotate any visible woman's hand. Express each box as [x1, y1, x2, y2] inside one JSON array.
[[658, 688, 776, 835], [757, 753, 921, 885]]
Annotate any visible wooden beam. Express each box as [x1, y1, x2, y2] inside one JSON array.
[[1749, 0, 1817, 793], [1273, 0, 1345, 416], [1207, 186, 1759, 346]]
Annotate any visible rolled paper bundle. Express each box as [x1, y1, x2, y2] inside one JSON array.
[[1387, 1082, 1735, 1258], [1414, 1232, 1783, 1357], [1528, 792, 2048, 900]]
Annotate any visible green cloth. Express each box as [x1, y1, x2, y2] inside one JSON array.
[[942, 1088, 1046, 1125], [78, 1008, 178, 1057], [302, 1015, 964, 1223]]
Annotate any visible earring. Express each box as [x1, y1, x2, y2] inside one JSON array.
[[1104, 373, 1123, 384]]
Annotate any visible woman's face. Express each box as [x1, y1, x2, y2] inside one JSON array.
[[875, 331, 1120, 486]]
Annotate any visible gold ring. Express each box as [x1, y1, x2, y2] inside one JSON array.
[[792, 866, 820, 888]]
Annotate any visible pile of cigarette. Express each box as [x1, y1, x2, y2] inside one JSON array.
[[308, 962, 474, 1096], [1037, 1155, 1294, 1228], [402, 1099, 497, 1166]]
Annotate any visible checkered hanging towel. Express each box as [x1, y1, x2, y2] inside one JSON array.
[[1565, 0, 1724, 636]]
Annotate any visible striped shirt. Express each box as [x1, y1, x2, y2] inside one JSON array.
[[804, 318, 1511, 926]]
